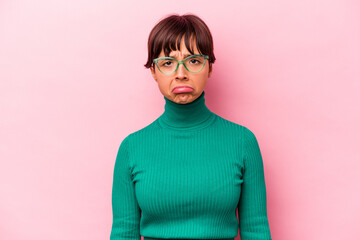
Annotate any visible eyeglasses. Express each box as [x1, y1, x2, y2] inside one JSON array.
[[153, 54, 209, 75]]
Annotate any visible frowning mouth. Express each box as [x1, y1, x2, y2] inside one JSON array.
[[172, 86, 194, 94]]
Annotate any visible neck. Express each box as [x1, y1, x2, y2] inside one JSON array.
[[158, 91, 214, 130]]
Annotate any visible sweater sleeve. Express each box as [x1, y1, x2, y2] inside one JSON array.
[[238, 127, 272, 240], [110, 135, 141, 240]]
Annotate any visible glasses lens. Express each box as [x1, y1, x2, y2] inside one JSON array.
[[157, 59, 177, 74], [184, 56, 206, 73]]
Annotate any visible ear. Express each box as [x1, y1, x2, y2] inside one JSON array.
[[150, 65, 157, 82], [208, 63, 213, 78]]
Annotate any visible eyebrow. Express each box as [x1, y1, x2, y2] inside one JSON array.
[[169, 53, 193, 58]]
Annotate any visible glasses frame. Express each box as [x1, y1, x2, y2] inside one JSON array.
[[153, 54, 209, 75]]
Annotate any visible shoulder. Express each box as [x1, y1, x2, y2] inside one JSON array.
[[213, 114, 259, 143], [129, 118, 159, 138], [242, 125, 258, 142], [118, 118, 159, 147], [241, 125, 262, 157], [213, 113, 248, 133]]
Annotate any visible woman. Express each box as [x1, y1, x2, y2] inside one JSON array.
[[110, 13, 272, 240]]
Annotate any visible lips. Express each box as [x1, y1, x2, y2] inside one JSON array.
[[172, 85, 194, 94]]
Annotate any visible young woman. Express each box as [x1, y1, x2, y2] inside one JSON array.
[[110, 13, 272, 240]]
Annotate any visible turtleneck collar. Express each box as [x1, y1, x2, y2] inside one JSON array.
[[157, 91, 215, 130]]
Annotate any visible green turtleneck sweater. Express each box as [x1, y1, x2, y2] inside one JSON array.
[[110, 91, 272, 240]]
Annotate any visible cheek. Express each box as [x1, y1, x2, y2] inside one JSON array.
[[156, 76, 170, 88], [200, 71, 209, 82]]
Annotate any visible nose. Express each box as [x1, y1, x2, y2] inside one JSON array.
[[175, 62, 188, 80]]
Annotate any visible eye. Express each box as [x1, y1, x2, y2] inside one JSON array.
[[162, 61, 173, 67], [189, 59, 200, 64]]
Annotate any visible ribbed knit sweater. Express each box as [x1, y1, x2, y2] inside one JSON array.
[[110, 91, 272, 240]]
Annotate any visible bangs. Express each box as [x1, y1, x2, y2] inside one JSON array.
[[157, 25, 200, 57]]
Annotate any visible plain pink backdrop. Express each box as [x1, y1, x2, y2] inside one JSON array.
[[1, 1, 359, 239]]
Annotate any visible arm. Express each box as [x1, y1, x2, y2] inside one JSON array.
[[238, 127, 272, 240], [110, 135, 141, 240]]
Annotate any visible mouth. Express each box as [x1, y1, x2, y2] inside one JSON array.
[[172, 85, 194, 94]]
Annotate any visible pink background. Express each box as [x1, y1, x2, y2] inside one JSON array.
[[1, 1, 359, 239]]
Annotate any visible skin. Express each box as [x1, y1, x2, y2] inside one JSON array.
[[150, 36, 212, 104]]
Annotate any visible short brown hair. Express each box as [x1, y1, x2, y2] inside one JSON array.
[[144, 13, 216, 69]]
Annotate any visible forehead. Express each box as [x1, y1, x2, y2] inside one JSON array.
[[159, 36, 200, 58]]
